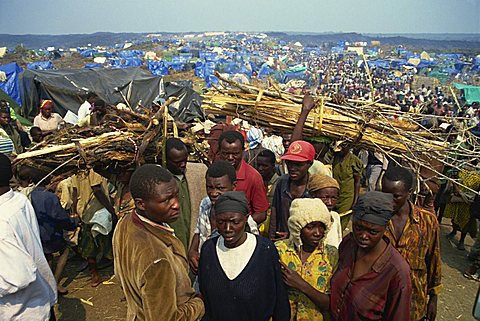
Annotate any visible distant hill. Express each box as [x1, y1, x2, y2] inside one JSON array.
[[0, 31, 479, 51], [268, 32, 480, 51], [0, 32, 153, 49]]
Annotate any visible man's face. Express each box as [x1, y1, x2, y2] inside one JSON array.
[[31, 130, 43, 143], [352, 218, 386, 250], [135, 179, 180, 224], [219, 139, 243, 170], [215, 211, 248, 248], [40, 107, 52, 118], [166, 148, 188, 175], [0, 112, 10, 126], [310, 187, 339, 211], [256, 156, 275, 182], [382, 178, 410, 213], [206, 174, 235, 205], [282, 133, 292, 152], [286, 160, 311, 182]]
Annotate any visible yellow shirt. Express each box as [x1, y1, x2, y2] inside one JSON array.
[[275, 239, 338, 321], [72, 169, 108, 222]]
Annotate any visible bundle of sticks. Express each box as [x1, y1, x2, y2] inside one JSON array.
[[14, 98, 209, 183], [203, 72, 480, 194]]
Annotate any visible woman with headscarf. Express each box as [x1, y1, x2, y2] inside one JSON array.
[[198, 191, 290, 321], [276, 198, 338, 321], [308, 174, 343, 248], [33, 100, 64, 134], [329, 191, 412, 321]]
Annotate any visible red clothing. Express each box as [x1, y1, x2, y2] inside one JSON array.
[[235, 160, 270, 215], [330, 233, 412, 321]]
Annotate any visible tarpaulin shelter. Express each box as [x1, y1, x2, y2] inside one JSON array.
[[0, 62, 22, 106], [27, 61, 54, 70], [164, 82, 205, 123], [19, 67, 162, 120], [454, 83, 480, 104]]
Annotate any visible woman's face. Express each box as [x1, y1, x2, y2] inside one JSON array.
[[310, 187, 339, 211], [215, 211, 248, 248], [352, 218, 386, 251], [300, 221, 326, 250]]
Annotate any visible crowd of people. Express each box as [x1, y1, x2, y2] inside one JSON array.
[[7, 88, 476, 321]]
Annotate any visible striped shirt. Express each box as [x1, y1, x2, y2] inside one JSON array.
[[0, 128, 14, 155], [385, 203, 442, 321], [330, 233, 412, 321]]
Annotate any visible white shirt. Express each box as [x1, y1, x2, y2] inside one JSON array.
[[324, 210, 343, 249], [216, 233, 256, 280], [0, 189, 57, 321], [78, 101, 92, 123]]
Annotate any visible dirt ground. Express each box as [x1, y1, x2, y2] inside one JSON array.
[[54, 219, 480, 321]]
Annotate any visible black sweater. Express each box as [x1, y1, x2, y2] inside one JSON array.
[[198, 235, 290, 321]]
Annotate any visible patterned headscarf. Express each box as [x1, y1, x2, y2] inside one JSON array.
[[39, 100, 53, 109]]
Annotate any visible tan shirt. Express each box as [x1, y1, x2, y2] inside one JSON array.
[[33, 113, 64, 131]]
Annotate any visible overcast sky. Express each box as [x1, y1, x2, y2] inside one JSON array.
[[1, 0, 479, 35]]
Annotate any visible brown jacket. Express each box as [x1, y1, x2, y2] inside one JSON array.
[[113, 211, 204, 321]]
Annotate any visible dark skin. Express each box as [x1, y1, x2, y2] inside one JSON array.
[[219, 139, 266, 224], [0, 112, 10, 127], [273, 160, 312, 240], [256, 155, 276, 183], [280, 221, 329, 311], [215, 211, 248, 249], [134, 179, 180, 225], [291, 94, 330, 163], [310, 187, 339, 212], [281, 133, 292, 152], [188, 175, 236, 274], [286, 160, 311, 198], [219, 139, 244, 170], [351, 219, 388, 278], [382, 178, 437, 321], [166, 147, 188, 176], [291, 93, 315, 143]]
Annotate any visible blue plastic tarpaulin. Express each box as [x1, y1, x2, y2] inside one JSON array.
[[27, 61, 54, 70], [124, 57, 143, 67], [84, 63, 103, 69], [147, 61, 169, 76], [117, 50, 144, 59], [0, 62, 23, 106]]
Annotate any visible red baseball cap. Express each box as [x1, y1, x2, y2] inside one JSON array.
[[281, 140, 315, 162]]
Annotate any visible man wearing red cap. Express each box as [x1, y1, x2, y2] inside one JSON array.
[[33, 100, 64, 134], [268, 140, 314, 240]]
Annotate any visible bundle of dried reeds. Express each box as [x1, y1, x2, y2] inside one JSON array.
[[202, 72, 480, 194]]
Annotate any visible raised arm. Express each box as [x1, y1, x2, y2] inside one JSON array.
[[292, 93, 316, 142]]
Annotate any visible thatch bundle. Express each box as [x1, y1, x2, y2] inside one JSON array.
[[13, 99, 208, 183], [203, 73, 480, 194]]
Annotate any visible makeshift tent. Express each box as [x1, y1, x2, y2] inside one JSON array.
[[453, 83, 480, 104], [19, 67, 162, 119], [27, 61, 54, 70], [0, 62, 22, 106], [164, 82, 205, 123]]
